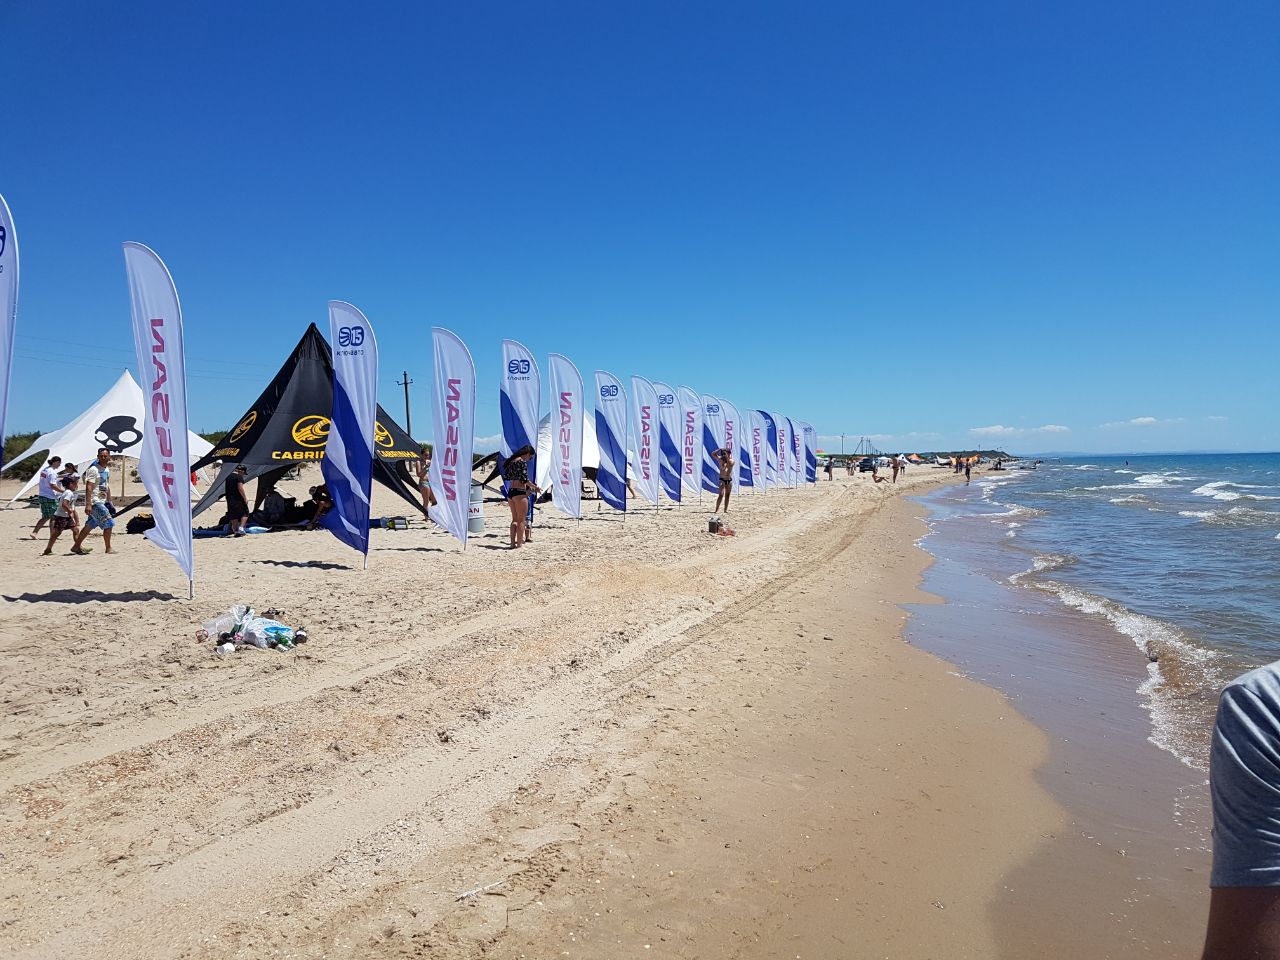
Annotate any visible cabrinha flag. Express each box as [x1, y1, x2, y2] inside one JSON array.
[[678, 385, 702, 498], [747, 409, 766, 490], [594, 370, 628, 512], [548, 353, 583, 519], [427, 327, 476, 548], [653, 381, 681, 503], [122, 243, 194, 593], [721, 399, 742, 495], [700, 394, 726, 494], [0, 194, 16, 473], [803, 423, 818, 483], [500, 340, 540, 495], [321, 301, 378, 560], [629, 375, 660, 506]]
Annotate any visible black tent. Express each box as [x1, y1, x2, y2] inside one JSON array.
[[189, 324, 423, 518]]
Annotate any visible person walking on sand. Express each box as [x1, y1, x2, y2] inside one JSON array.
[[965, 461, 972, 485], [72, 448, 116, 554], [713, 447, 735, 513], [44, 473, 83, 555], [891, 456, 901, 483], [502, 444, 539, 548], [30, 455, 64, 539], [1201, 661, 1280, 959], [824, 457, 834, 481], [225, 465, 250, 537]]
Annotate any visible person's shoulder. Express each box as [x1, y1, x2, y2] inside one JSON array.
[[1222, 663, 1280, 709]]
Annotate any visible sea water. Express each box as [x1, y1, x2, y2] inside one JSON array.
[[911, 453, 1280, 771]]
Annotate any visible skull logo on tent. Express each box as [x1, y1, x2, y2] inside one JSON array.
[[95, 415, 143, 453]]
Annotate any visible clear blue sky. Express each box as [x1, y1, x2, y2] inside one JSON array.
[[5, 0, 1277, 454]]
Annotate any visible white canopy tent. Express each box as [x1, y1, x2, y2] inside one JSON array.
[[535, 410, 601, 490], [5, 370, 214, 503]]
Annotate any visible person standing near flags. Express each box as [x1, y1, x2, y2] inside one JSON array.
[[713, 446, 735, 513], [502, 445, 539, 548]]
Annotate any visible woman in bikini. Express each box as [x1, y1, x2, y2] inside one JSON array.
[[415, 446, 437, 516], [502, 445, 539, 548]]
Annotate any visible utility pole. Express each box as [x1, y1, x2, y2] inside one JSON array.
[[841, 434, 845, 455], [397, 371, 414, 438]]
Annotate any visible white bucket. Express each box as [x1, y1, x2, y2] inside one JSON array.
[[468, 484, 485, 534]]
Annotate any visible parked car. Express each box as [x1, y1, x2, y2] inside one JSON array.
[[857, 457, 876, 472]]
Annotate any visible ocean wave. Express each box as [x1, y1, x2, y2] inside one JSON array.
[[1110, 494, 1148, 505], [1018, 579, 1226, 769], [1192, 481, 1279, 502], [1008, 552, 1077, 584], [1179, 506, 1280, 528], [1134, 472, 1197, 486]]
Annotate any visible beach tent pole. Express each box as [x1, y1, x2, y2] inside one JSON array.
[[188, 579, 194, 601]]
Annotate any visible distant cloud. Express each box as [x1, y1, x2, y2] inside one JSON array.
[[1206, 415, 1228, 423], [473, 433, 502, 451], [1101, 416, 1185, 429], [969, 424, 1070, 438], [816, 431, 941, 446]]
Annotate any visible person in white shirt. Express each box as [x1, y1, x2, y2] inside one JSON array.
[[72, 448, 115, 554], [43, 473, 82, 555], [30, 456, 64, 539]]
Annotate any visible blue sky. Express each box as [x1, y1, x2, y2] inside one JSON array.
[[4, 0, 1277, 455]]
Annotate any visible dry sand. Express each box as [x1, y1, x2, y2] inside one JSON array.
[[0, 467, 1069, 958]]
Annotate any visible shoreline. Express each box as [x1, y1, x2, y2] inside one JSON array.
[[3, 469, 1069, 958], [907, 477, 1211, 958]]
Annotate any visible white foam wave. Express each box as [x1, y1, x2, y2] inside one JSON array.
[[1179, 506, 1280, 527], [1023, 580, 1225, 769], [1134, 472, 1196, 487], [1192, 480, 1279, 502], [1110, 494, 1148, 504]]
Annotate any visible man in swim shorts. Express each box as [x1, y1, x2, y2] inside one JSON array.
[[713, 447, 734, 514]]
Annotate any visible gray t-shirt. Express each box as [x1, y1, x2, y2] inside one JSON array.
[[1210, 662, 1280, 887]]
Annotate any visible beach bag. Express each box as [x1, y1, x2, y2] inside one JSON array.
[[126, 513, 156, 535]]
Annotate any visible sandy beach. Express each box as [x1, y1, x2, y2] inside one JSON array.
[[0, 467, 1107, 958]]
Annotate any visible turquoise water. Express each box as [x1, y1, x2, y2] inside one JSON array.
[[914, 453, 1280, 768]]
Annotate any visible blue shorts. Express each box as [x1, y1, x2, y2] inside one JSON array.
[[86, 502, 115, 530]]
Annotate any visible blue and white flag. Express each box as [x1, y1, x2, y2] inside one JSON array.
[[0, 194, 16, 473], [123, 243, 194, 591], [653, 381, 681, 503], [700, 395, 726, 494], [678, 385, 702, 497], [774, 414, 790, 487], [629, 375, 660, 506], [594, 370, 628, 512], [721, 400, 742, 494], [500, 340, 540, 495], [548, 353, 584, 519], [747, 410, 766, 490], [321, 301, 378, 559], [786, 416, 802, 486], [803, 423, 817, 484], [427, 327, 476, 548], [759, 411, 779, 489]]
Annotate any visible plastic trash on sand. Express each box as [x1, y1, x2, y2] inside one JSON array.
[[200, 605, 304, 652]]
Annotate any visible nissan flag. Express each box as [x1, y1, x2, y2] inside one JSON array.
[[500, 340, 540, 495], [720, 399, 742, 494], [747, 410, 766, 490], [803, 423, 818, 484], [427, 327, 476, 548], [594, 370, 628, 512], [122, 243, 194, 592], [787, 416, 803, 486], [548, 353, 583, 519], [653, 381, 682, 503], [759, 411, 779, 489], [629, 375, 660, 506], [0, 194, 16, 472], [774, 415, 789, 488], [321, 301, 378, 559], [700, 395, 726, 494], [677, 385, 702, 498]]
